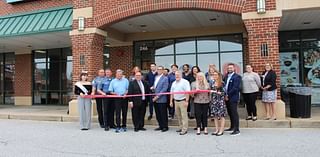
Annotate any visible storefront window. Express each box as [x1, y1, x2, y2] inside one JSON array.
[[134, 34, 243, 75], [280, 30, 320, 105], [0, 53, 15, 104], [33, 48, 72, 105]]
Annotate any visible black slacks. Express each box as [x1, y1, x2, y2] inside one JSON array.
[[95, 98, 104, 126], [194, 103, 209, 128], [154, 103, 168, 129], [103, 98, 115, 128], [226, 100, 240, 131], [243, 92, 258, 117], [132, 100, 147, 129], [114, 98, 128, 128]]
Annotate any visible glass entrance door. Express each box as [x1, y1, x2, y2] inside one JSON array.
[[0, 52, 15, 105]]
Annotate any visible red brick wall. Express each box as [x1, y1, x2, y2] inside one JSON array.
[[109, 46, 133, 77], [71, 33, 105, 83], [14, 54, 32, 96], [94, 0, 247, 28], [243, 17, 281, 97], [243, 0, 277, 13], [0, 0, 72, 16]]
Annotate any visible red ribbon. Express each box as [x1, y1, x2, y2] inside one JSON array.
[[83, 90, 211, 98]]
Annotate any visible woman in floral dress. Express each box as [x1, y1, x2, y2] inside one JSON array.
[[210, 71, 226, 136]]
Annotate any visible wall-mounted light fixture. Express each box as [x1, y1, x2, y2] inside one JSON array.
[[78, 17, 85, 31], [257, 0, 266, 14]]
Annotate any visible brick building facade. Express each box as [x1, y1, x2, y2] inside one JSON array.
[[0, 0, 320, 111]]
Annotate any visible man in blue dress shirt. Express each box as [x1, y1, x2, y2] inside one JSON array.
[[109, 69, 129, 133]]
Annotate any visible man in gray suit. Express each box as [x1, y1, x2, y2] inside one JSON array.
[[151, 66, 169, 132]]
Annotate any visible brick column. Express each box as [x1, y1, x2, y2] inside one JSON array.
[[71, 33, 105, 83], [14, 54, 32, 106], [243, 17, 281, 97]]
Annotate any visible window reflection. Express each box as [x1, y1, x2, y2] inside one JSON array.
[[176, 38, 196, 54], [0, 53, 15, 104], [33, 48, 72, 105], [220, 35, 242, 52], [197, 37, 218, 53], [155, 40, 174, 55]]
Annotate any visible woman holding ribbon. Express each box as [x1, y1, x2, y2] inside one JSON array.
[[210, 71, 226, 136], [191, 72, 210, 135], [74, 71, 93, 130]]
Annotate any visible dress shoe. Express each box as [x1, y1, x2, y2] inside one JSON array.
[[216, 132, 224, 136], [211, 131, 218, 135], [104, 127, 109, 131], [245, 117, 252, 120], [154, 127, 162, 131], [230, 130, 240, 136], [161, 128, 169, 132], [115, 128, 120, 133], [139, 128, 147, 131], [224, 128, 234, 132], [196, 132, 201, 135], [100, 125, 105, 128], [148, 115, 153, 120], [176, 129, 182, 132], [81, 128, 88, 131], [179, 131, 187, 135], [252, 117, 257, 121], [134, 128, 139, 132]]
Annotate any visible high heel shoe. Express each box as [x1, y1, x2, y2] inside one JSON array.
[[216, 132, 224, 136], [211, 131, 218, 135]]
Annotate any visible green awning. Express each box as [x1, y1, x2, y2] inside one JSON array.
[[0, 6, 72, 38]]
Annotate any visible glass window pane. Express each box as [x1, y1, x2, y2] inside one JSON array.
[[47, 62, 61, 90], [4, 53, 15, 64], [135, 41, 153, 57], [4, 64, 15, 91], [303, 48, 320, 87], [220, 52, 243, 74], [301, 30, 320, 48], [279, 31, 300, 49], [176, 38, 196, 54], [48, 48, 61, 62], [176, 54, 196, 68], [155, 55, 174, 69], [197, 53, 219, 73], [47, 91, 60, 104], [220, 35, 242, 52], [34, 50, 47, 63], [34, 63, 47, 90], [197, 37, 218, 53], [62, 47, 72, 61], [33, 91, 46, 104], [155, 40, 174, 55], [61, 61, 73, 90], [280, 52, 300, 86]]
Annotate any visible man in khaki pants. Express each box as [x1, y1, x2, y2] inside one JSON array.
[[170, 71, 190, 135]]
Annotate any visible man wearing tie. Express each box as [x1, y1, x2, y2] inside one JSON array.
[[224, 63, 241, 136], [151, 66, 169, 132], [128, 71, 150, 132]]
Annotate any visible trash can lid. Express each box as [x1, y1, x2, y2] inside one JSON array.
[[287, 87, 312, 95]]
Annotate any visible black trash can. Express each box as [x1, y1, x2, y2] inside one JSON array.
[[288, 87, 312, 118]]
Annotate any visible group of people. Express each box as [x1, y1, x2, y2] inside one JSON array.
[[74, 62, 277, 136]]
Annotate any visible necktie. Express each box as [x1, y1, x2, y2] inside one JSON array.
[[138, 80, 145, 100]]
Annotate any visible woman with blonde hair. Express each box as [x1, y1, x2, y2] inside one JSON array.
[[210, 71, 226, 136], [191, 72, 210, 135], [129, 66, 142, 81]]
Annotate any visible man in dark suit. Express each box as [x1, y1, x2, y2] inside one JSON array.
[[151, 66, 169, 132], [224, 63, 241, 136], [145, 63, 157, 120], [128, 71, 150, 132]]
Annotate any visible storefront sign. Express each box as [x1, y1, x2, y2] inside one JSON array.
[[280, 52, 300, 86]]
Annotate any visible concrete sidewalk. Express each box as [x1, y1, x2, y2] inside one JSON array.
[[0, 105, 320, 128]]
